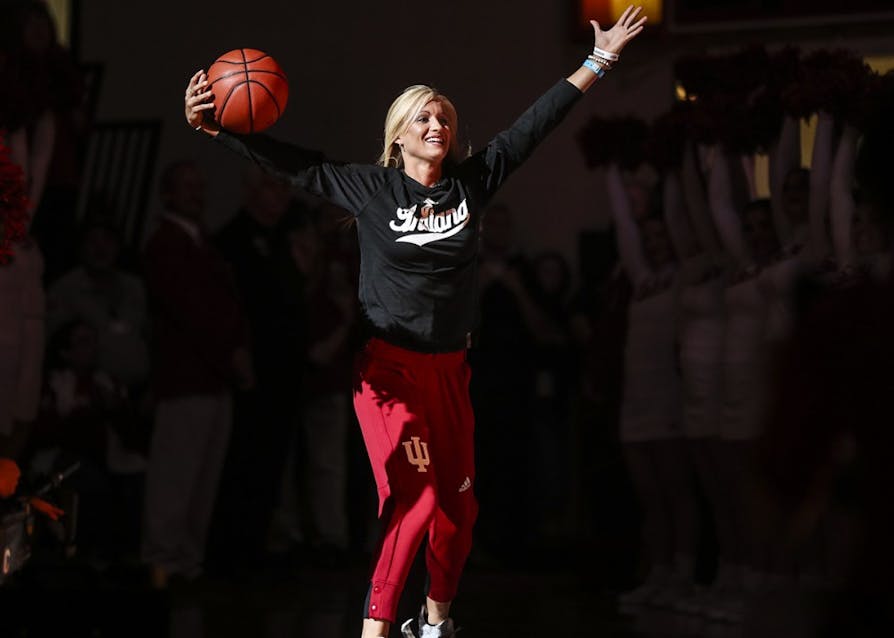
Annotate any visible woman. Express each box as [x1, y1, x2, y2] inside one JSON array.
[[184, 8, 646, 637], [605, 161, 692, 608], [704, 147, 778, 622]]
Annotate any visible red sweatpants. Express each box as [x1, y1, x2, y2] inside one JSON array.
[[353, 338, 478, 623]]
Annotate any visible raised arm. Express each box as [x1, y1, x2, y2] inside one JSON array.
[[769, 116, 800, 245], [567, 6, 647, 93], [680, 142, 723, 264], [707, 147, 751, 268], [663, 171, 695, 261], [26, 110, 55, 216], [477, 7, 646, 199], [829, 124, 859, 269], [606, 163, 651, 287], [183, 70, 385, 214], [807, 112, 835, 263]]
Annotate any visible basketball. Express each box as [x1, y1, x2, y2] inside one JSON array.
[[205, 49, 288, 134]]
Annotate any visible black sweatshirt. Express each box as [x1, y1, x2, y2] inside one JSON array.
[[215, 79, 582, 352]]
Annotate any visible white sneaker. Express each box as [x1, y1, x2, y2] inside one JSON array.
[[401, 606, 456, 638]]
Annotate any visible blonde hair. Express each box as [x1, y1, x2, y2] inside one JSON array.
[[378, 85, 461, 168]]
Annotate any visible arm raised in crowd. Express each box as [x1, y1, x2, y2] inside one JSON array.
[[769, 116, 800, 244], [807, 112, 835, 263], [26, 110, 55, 215], [606, 163, 651, 288], [663, 171, 696, 263], [829, 124, 859, 270], [706, 148, 751, 268], [680, 142, 723, 265]]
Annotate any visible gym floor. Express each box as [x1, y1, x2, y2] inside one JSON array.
[[0, 557, 771, 638]]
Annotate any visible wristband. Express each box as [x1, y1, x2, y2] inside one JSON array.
[[593, 46, 619, 62], [582, 59, 606, 78], [588, 54, 613, 70]]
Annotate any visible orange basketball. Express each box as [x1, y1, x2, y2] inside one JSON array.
[[206, 48, 288, 134]]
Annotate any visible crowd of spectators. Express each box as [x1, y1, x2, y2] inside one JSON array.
[[576, 46, 894, 631]]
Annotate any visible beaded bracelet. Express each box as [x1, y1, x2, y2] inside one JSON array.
[[587, 54, 613, 70], [582, 58, 606, 78]]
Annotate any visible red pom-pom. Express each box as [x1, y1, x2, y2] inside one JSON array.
[[782, 49, 872, 119], [0, 131, 30, 265]]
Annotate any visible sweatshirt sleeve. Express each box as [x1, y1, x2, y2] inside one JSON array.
[[469, 79, 583, 200], [214, 131, 388, 216]]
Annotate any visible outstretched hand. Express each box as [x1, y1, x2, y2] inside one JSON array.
[[185, 70, 220, 134], [591, 5, 648, 56]]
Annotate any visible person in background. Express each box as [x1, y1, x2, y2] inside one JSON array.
[[276, 209, 354, 564], [141, 159, 252, 588], [209, 169, 307, 578], [527, 251, 576, 545], [26, 319, 133, 564], [472, 203, 544, 564], [47, 215, 150, 401], [0, 130, 45, 460], [1, 0, 85, 284]]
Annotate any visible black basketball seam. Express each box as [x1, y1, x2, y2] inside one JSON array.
[[208, 69, 287, 86], [240, 49, 254, 133], [211, 54, 269, 65], [246, 70, 287, 81], [251, 80, 282, 119], [218, 78, 242, 129]]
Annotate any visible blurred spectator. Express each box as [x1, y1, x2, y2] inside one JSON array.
[[0, 0, 86, 284], [569, 234, 631, 559], [47, 216, 150, 392], [606, 163, 693, 608], [470, 203, 545, 563], [757, 88, 894, 638], [271, 209, 354, 563], [527, 251, 576, 542], [141, 160, 251, 587], [0, 240, 44, 459], [44, 216, 150, 562], [26, 319, 137, 563], [0, 131, 44, 460], [208, 170, 307, 576]]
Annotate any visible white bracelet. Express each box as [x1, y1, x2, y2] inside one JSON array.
[[593, 46, 619, 62]]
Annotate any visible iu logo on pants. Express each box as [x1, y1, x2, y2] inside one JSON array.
[[402, 436, 430, 472]]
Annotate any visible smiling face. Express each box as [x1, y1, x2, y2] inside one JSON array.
[[396, 99, 452, 167]]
